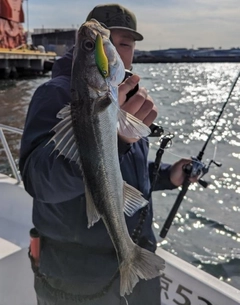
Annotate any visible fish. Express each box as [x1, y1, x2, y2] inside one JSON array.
[[48, 18, 165, 296]]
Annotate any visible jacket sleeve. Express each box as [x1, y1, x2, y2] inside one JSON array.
[[149, 162, 177, 191], [19, 80, 85, 204]]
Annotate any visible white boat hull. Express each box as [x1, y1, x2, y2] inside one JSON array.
[[156, 248, 240, 305]]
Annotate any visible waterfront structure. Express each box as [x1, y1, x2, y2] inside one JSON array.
[[133, 48, 240, 63], [0, 0, 56, 78], [0, 47, 56, 78]]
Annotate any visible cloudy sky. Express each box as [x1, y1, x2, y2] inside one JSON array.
[[25, 0, 240, 50]]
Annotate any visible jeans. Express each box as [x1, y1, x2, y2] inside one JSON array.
[[34, 273, 161, 305], [31, 236, 161, 305]]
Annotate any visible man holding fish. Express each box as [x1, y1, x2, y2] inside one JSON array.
[[20, 3, 196, 305]]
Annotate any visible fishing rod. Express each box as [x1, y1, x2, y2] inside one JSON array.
[[132, 131, 174, 247], [159, 70, 240, 239], [122, 69, 176, 246]]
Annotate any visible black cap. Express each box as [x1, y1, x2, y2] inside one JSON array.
[[86, 3, 143, 41]]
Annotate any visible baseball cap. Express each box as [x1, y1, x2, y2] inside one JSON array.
[[86, 3, 143, 41]]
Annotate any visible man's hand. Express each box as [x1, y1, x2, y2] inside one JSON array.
[[118, 74, 158, 143], [118, 74, 158, 126], [170, 159, 199, 187]]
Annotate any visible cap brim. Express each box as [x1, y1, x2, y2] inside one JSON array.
[[108, 26, 143, 41]]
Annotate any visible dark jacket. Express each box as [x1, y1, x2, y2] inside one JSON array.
[[19, 49, 175, 285]]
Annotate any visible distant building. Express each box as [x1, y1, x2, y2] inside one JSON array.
[[133, 49, 158, 63], [33, 28, 75, 34], [32, 28, 77, 56], [197, 47, 214, 50], [134, 47, 240, 63]]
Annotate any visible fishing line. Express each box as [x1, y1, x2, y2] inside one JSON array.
[[212, 143, 218, 161], [115, 108, 216, 167], [150, 139, 219, 167], [157, 149, 196, 163]]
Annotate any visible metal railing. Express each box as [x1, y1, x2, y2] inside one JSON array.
[[0, 124, 23, 184]]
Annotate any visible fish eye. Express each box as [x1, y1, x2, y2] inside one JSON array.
[[82, 39, 95, 51]]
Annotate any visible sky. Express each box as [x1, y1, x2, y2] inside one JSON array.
[[24, 0, 240, 51]]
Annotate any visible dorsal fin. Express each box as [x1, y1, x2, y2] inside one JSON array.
[[46, 105, 79, 164]]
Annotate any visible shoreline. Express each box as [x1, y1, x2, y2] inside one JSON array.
[[133, 56, 240, 64]]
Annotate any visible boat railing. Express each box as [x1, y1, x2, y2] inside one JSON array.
[[0, 124, 23, 184]]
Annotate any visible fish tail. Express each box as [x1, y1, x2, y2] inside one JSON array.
[[119, 245, 165, 296]]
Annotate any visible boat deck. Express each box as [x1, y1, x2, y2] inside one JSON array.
[[0, 174, 32, 256]]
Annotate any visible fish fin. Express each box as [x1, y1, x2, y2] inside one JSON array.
[[119, 245, 165, 296], [118, 109, 151, 139], [56, 104, 71, 119], [85, 187, 101, 228], [123, 182, 148, 216], [46, 105, 79, 164]]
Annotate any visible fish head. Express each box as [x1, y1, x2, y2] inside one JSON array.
[[72, 19, 125, 105]]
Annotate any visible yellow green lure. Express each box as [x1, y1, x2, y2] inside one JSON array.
[[95, 34, 109, 78]]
